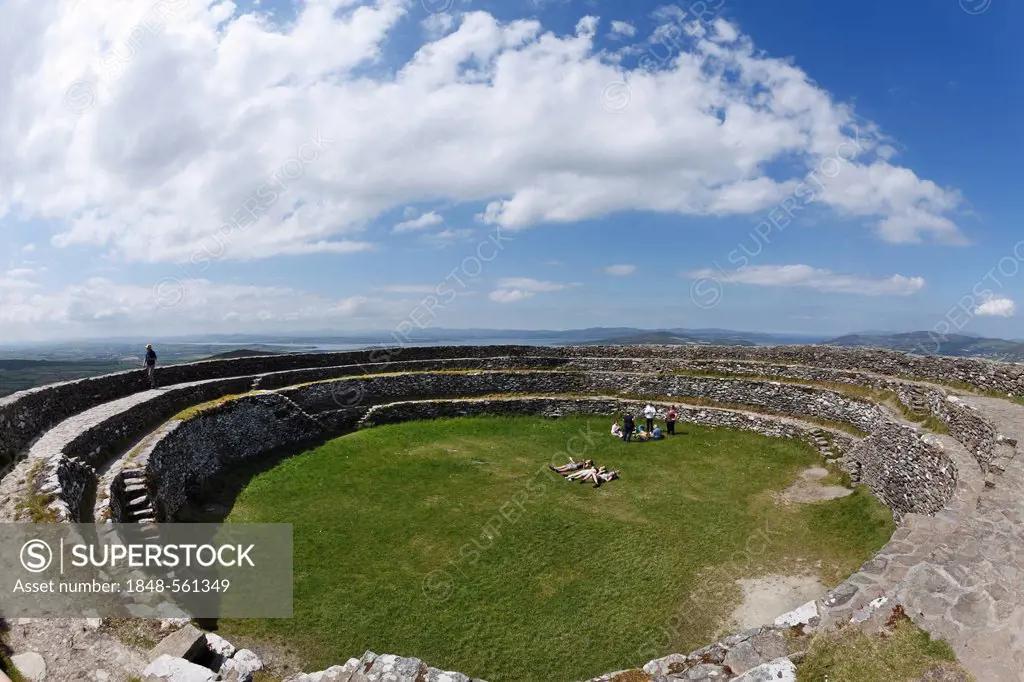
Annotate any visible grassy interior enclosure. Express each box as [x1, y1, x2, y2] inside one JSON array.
[[213, 416, 894, 682]]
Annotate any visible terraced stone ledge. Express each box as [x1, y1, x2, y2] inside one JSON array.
[[3, 342, 1022, 474]]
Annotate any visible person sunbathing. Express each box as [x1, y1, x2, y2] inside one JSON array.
[[577, 466, 607, 484], [583, 467, 620, 487], [549, 458, 593, 474], [565, 465, 599, 481]]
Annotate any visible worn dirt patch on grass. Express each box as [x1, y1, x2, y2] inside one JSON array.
[[777, 466, 854, 504], [728, 573, 827, 630]]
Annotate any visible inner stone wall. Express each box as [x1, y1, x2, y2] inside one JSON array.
[[20, 355, 992, 525], [127, 369, 952, 522], [140, 394, 837, 522], [145, 394, 325, 521], [279, 370, 890, 431]]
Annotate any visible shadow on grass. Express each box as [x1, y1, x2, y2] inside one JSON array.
[[174, 428, 356, 525], [173, 428, 356, 634]]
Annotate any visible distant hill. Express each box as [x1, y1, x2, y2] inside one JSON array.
[[585, 330, 757, 346], [825, 331, 1024, 362], [202, 349, 281, 360], [0, 359, 129, 397], [161, 327, 829, 346]]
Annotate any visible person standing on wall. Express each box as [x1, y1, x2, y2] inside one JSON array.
[[643, 403, 656, 433], [144, 344, 158, 389], [666, 404, 678, 435]]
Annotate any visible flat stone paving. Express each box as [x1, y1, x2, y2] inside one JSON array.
[[831, 396, 1024, 682]]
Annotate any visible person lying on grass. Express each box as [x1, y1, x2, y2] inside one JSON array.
[[591, 469, 621, 487], [549, 459, 594, 474], [573, 466, 606, 483], [565, 465, 599, 481]]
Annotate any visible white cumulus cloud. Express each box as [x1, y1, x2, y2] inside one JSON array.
[[0, 276, 402, 340], [488, 277, 577, 303], [393, 211, 446, 233], [685, 264, 925, 296], [609, 20, 636, 38], [0, 1, 968, 268], [976, 297, 1015, 317]]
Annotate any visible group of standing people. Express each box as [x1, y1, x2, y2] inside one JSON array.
[[612, 404, 678, 443]]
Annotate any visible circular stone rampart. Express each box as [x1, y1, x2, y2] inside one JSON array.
[[2, 343, 1021, 472], [1, 344, 1021, 681]]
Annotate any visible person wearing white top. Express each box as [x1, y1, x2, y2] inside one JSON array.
[[643, 404, 656, 433], [565, 467, 597, 481]]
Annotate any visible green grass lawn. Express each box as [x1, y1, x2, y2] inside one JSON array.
[[214, 416, 894, 682]]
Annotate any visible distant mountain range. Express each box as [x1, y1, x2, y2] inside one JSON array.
[[3, 328, 1024, 397], [4, 328, 1024, 364], [824, 332, 1024, 362], [151, 327, 828, 346], [584, 329, 1024, 361]]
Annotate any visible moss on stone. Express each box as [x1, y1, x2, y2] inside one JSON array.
[[13, 459, 59, 523], [172, 391, 263, 421]]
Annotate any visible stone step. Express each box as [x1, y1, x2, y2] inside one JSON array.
[[124, 502, 154, 516], [989, 456, 1014, 475], [124, 483, 147, 495], [122, 469, 146, 479], [127, 495, 150, 508]]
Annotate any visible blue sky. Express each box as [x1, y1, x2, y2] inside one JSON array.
[[1, 0, 1022, 341]]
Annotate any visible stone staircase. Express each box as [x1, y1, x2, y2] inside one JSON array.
[[808, 427, 841, 460], [903, 386, 930, 418], [119, 469, 156, 523]]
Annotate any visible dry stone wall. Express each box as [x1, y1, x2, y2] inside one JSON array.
[[145, 393, 324, 520], [553, 345, 1024, 396], [280, 370, 889, 431], [846, 422, 955, 514], [3, 342, 1022, 476], [128, 369, 952, 523], [12, 353, 983, 533], [138, 393, 847, 523], [29, 377, 255, 522]]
